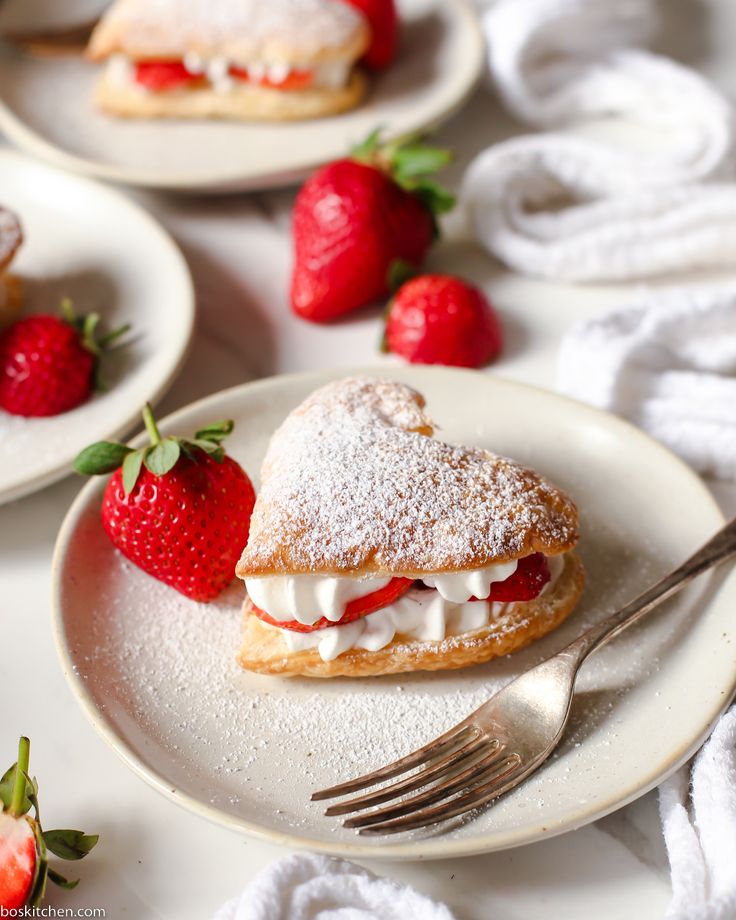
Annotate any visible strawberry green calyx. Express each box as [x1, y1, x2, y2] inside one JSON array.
[[60, 297, 131, 358], [1, 737, 99, 907], [350, 128, 456, 221], [73, 403, 236, 495], [59, 297, 131, 390]]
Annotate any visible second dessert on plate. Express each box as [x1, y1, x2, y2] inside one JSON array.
[[86, 0, 372, 121], [236, 377, 585, 677]]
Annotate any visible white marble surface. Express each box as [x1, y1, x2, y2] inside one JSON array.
[[3, 2, 736, 916]]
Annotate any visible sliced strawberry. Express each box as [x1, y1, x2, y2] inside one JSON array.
[[0, 813, 35, 910], [229, 66, 314, 90], [134, 60, 205, 91], [253, 576, 414, 632], [487, 553, 551, 602]]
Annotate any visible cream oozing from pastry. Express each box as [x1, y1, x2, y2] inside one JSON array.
[[244, 559, 521, 627], [106, 54, 351, 93], [260, 555, 567, 661]]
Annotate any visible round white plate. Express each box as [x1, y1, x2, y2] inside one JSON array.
[[0, 0, 484, 192], [0, 149, 194, 504], [52, 367, 735, 860]]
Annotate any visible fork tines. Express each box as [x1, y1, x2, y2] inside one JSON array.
[[312, 723, 524, 835]]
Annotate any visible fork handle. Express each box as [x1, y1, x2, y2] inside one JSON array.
[[565, 516, 736, 665]]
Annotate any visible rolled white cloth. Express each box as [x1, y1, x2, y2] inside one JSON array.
[[213, 853, 456, 920], [658, 706, 736, 920], [557, 283, 736, 479], [463, 0, 736, 281]]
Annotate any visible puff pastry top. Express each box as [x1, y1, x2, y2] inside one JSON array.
[[87, 0, 370, 66], [236, 377, 579, 578], [0, 208, 22, 273]]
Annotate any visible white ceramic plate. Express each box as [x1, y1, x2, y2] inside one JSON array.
[[0, 149, 194, 504], [52, 367, 736, 860], [0, 0, 484, 192]]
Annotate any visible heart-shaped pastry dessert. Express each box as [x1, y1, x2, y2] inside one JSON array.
[[236, 377, 585, 677], [86, 0, 370, 121]]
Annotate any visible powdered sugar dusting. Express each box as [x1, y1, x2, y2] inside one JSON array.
[[64, 516, 685, 844], [238, 377, 579, 576], [0, 207, 22, 271], [91, 0, 367, 61]]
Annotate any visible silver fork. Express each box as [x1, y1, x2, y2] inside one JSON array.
[[312, 516, 736, 835]]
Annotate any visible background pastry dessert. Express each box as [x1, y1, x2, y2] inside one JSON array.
[[86, 0, 371, 121], [236, 377, 585, 677], [0, 207, 23, 330]]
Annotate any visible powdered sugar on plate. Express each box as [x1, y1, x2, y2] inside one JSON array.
[[56, 369, 732, 853]]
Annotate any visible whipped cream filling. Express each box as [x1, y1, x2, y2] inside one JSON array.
[[246, 555, 566, 662], [245, 574, 391, 626], [244, 559, 520, 625], [270, 555, 567, 662], [106, 54, 350, 93]]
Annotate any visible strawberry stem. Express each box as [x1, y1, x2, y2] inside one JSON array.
[[98, 323, 132, 349], [142, 403, 161, 446], [10, 736, 30, 817]]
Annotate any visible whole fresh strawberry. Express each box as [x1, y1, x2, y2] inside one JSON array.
[[0, 299, 130, 417], [74, 404, 256, 602], [290, 130, 455, 323], [342, 0, 398, 69], [0, 737, 98, 910], [384, 274, 503, 368]]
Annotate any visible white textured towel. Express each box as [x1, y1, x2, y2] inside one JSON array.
[[659, 707, 736, 920], [557, 283, 736, 479], [463, 0, 736, 281], [213, 853, 455, 920]]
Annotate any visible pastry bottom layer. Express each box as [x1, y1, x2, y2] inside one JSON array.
[[0, 274, 23, 330], [237, 552, 586, 677], [94, 70, 367, 121]]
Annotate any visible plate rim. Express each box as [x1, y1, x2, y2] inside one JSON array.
[[0, 147, 196, 504], [0, 0, 485, 192], [51, 366, 733, 860]]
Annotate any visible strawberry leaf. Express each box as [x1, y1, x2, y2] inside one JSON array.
[[122, 448, 148, 495], [387, 259, 416, 292], [43, 829, 99, 861], [413, 179, 456, 216], [194, 420, 234, 444], [74, 442, 133, 476], [391, 144, 452, 181], [0, 764, 32, 814], [47, 867, 79, 891], [350, 127, 383, 162], [28, 818, 49, 908], [144, 438, 181, 476]]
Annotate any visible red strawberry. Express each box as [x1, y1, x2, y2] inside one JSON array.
[[252, 576, 414, 633], [487, 554, 551, 602], [0, 299, 130, 417], [0, 737, 98, 910], [0, 813, 35, 910], [134, 60, 206, 91], [384, 274, 503, 368], [290, 130, 455, 323], [341, 0, 398, 69], [74, 405, 256, 602]]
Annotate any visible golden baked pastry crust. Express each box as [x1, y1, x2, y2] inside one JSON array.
[[0, 208, 22, 274], [94, 69, 367, 121], [0, 275, 23, 330], [236, 377, 580, 578], [237, 552, 585, 677], [86, 0, 370, 66]]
